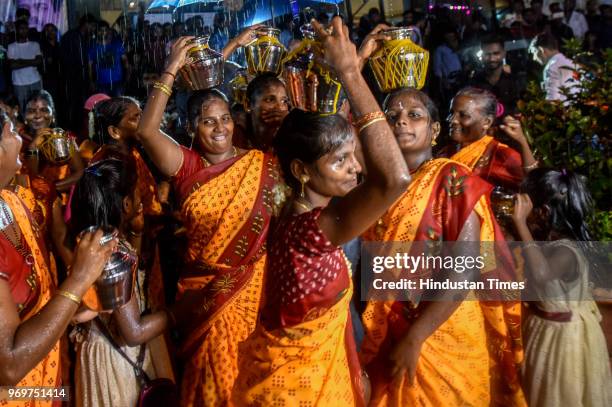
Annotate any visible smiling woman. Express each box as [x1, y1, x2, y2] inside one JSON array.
[[0, 105, 116, 392], [136, 35, 288, 406], [439, 87, 537, 193]]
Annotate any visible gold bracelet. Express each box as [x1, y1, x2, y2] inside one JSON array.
[[153, 82, 172, 97], [162, 70, 176, 80], [57, 289, 81, 305], [359, 117, 387, 133], [154, 80, 172, 91], [353, 111, 386, 129], [522, 160, 539, 171]]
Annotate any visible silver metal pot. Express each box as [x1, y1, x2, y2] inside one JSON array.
[[282, 25, 344, 114], [369, 27, 429, 92], [178, 36, 224, 90], [80, 226, 137, 311], [244, 27, 286, 76], [41, 128, 73, 164]]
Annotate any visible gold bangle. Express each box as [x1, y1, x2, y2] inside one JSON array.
[[358, 117, 387, 133], [153, 82, 172, 97], [57, 289, 81, 305], [522, 160, 539, 171], [353, 111, 386, 129]]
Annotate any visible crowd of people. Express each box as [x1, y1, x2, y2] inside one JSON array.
[[0, 1, 611, 407]]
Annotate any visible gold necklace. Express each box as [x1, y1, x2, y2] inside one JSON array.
[[293, 197, 314, 213], [201, 146, 238, 168]]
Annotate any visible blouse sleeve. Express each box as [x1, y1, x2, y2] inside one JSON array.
[[171, 145, 203, 186]]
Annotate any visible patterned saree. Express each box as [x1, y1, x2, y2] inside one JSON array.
[[173, 148, 284, 407], [0, 189, 60, 407], [361, 159, 525, 407]]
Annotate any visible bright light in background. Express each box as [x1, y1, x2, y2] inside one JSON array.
[[129, 2, 135, 7]]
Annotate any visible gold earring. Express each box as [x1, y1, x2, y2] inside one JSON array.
[[431, 138, 437, 147], [299, 175, 309, 198]]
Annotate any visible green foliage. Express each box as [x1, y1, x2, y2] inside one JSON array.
[[519, 39, 612, 240]]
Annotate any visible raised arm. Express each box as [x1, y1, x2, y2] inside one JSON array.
[[136, 36, 193, 177], [314, 17, 411, 246], [357, 24, 390, 71], [511, 193, 577, 283], [499, 115, 538, 174], [221, 24, 264, 60], [0, 229, 115, 385]]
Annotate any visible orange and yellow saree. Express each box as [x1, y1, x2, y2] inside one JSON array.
[[448, 135, 523, 191], [361, 159, 525, 407], [173, 147, 283, 407], [0, 189, 60, 407], [232, 208, 365, 407]]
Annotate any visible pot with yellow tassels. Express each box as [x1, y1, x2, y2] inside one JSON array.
[[39, 128, 75, 164], [369, 27, 429, 92], [282, 24, 345, 114], [244, 27, 287, 76], [229, 68, 249, 108], [178, 36, 224, 90]]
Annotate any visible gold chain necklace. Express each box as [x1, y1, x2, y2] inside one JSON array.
[[201, 146, 238, 168], [293, 197, 315, 213]]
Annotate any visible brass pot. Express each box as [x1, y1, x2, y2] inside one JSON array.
[[244, 27, 287, 76], [178, 36, 224, 90], [282, 25, 344, 114], [229, 69, 249, 107], [369, 27, 429, 93]]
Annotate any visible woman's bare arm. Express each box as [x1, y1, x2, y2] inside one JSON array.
[[0, 230, 114, 385], [313, 17, 410, 246], [136, 37, 193, 178]]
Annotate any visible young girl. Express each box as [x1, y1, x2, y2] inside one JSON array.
[[69, 159, 175, 407], [513, 168, 612, 407]]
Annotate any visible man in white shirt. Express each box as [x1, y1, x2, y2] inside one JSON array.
[[563, 0, 590, 39], [7, 20, 42, 111], [530, 32, 580, 101]]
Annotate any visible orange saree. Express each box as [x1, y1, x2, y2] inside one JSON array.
[[173, 147, 283, 407], [0, 190, 60, 407], [361, 159, 525, 407], [232, 208, 364, 407], [449, 135, 523, 191]]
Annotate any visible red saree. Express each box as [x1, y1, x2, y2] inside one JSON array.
[[232, 208, 365, 407], [446, 135, 523, 191]]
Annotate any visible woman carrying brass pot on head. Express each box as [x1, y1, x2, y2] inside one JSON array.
[[0, 105, 117, 392], [360, 88, 526, 407], [136, 32, 287, 407], [232, 16, 410, 406]]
